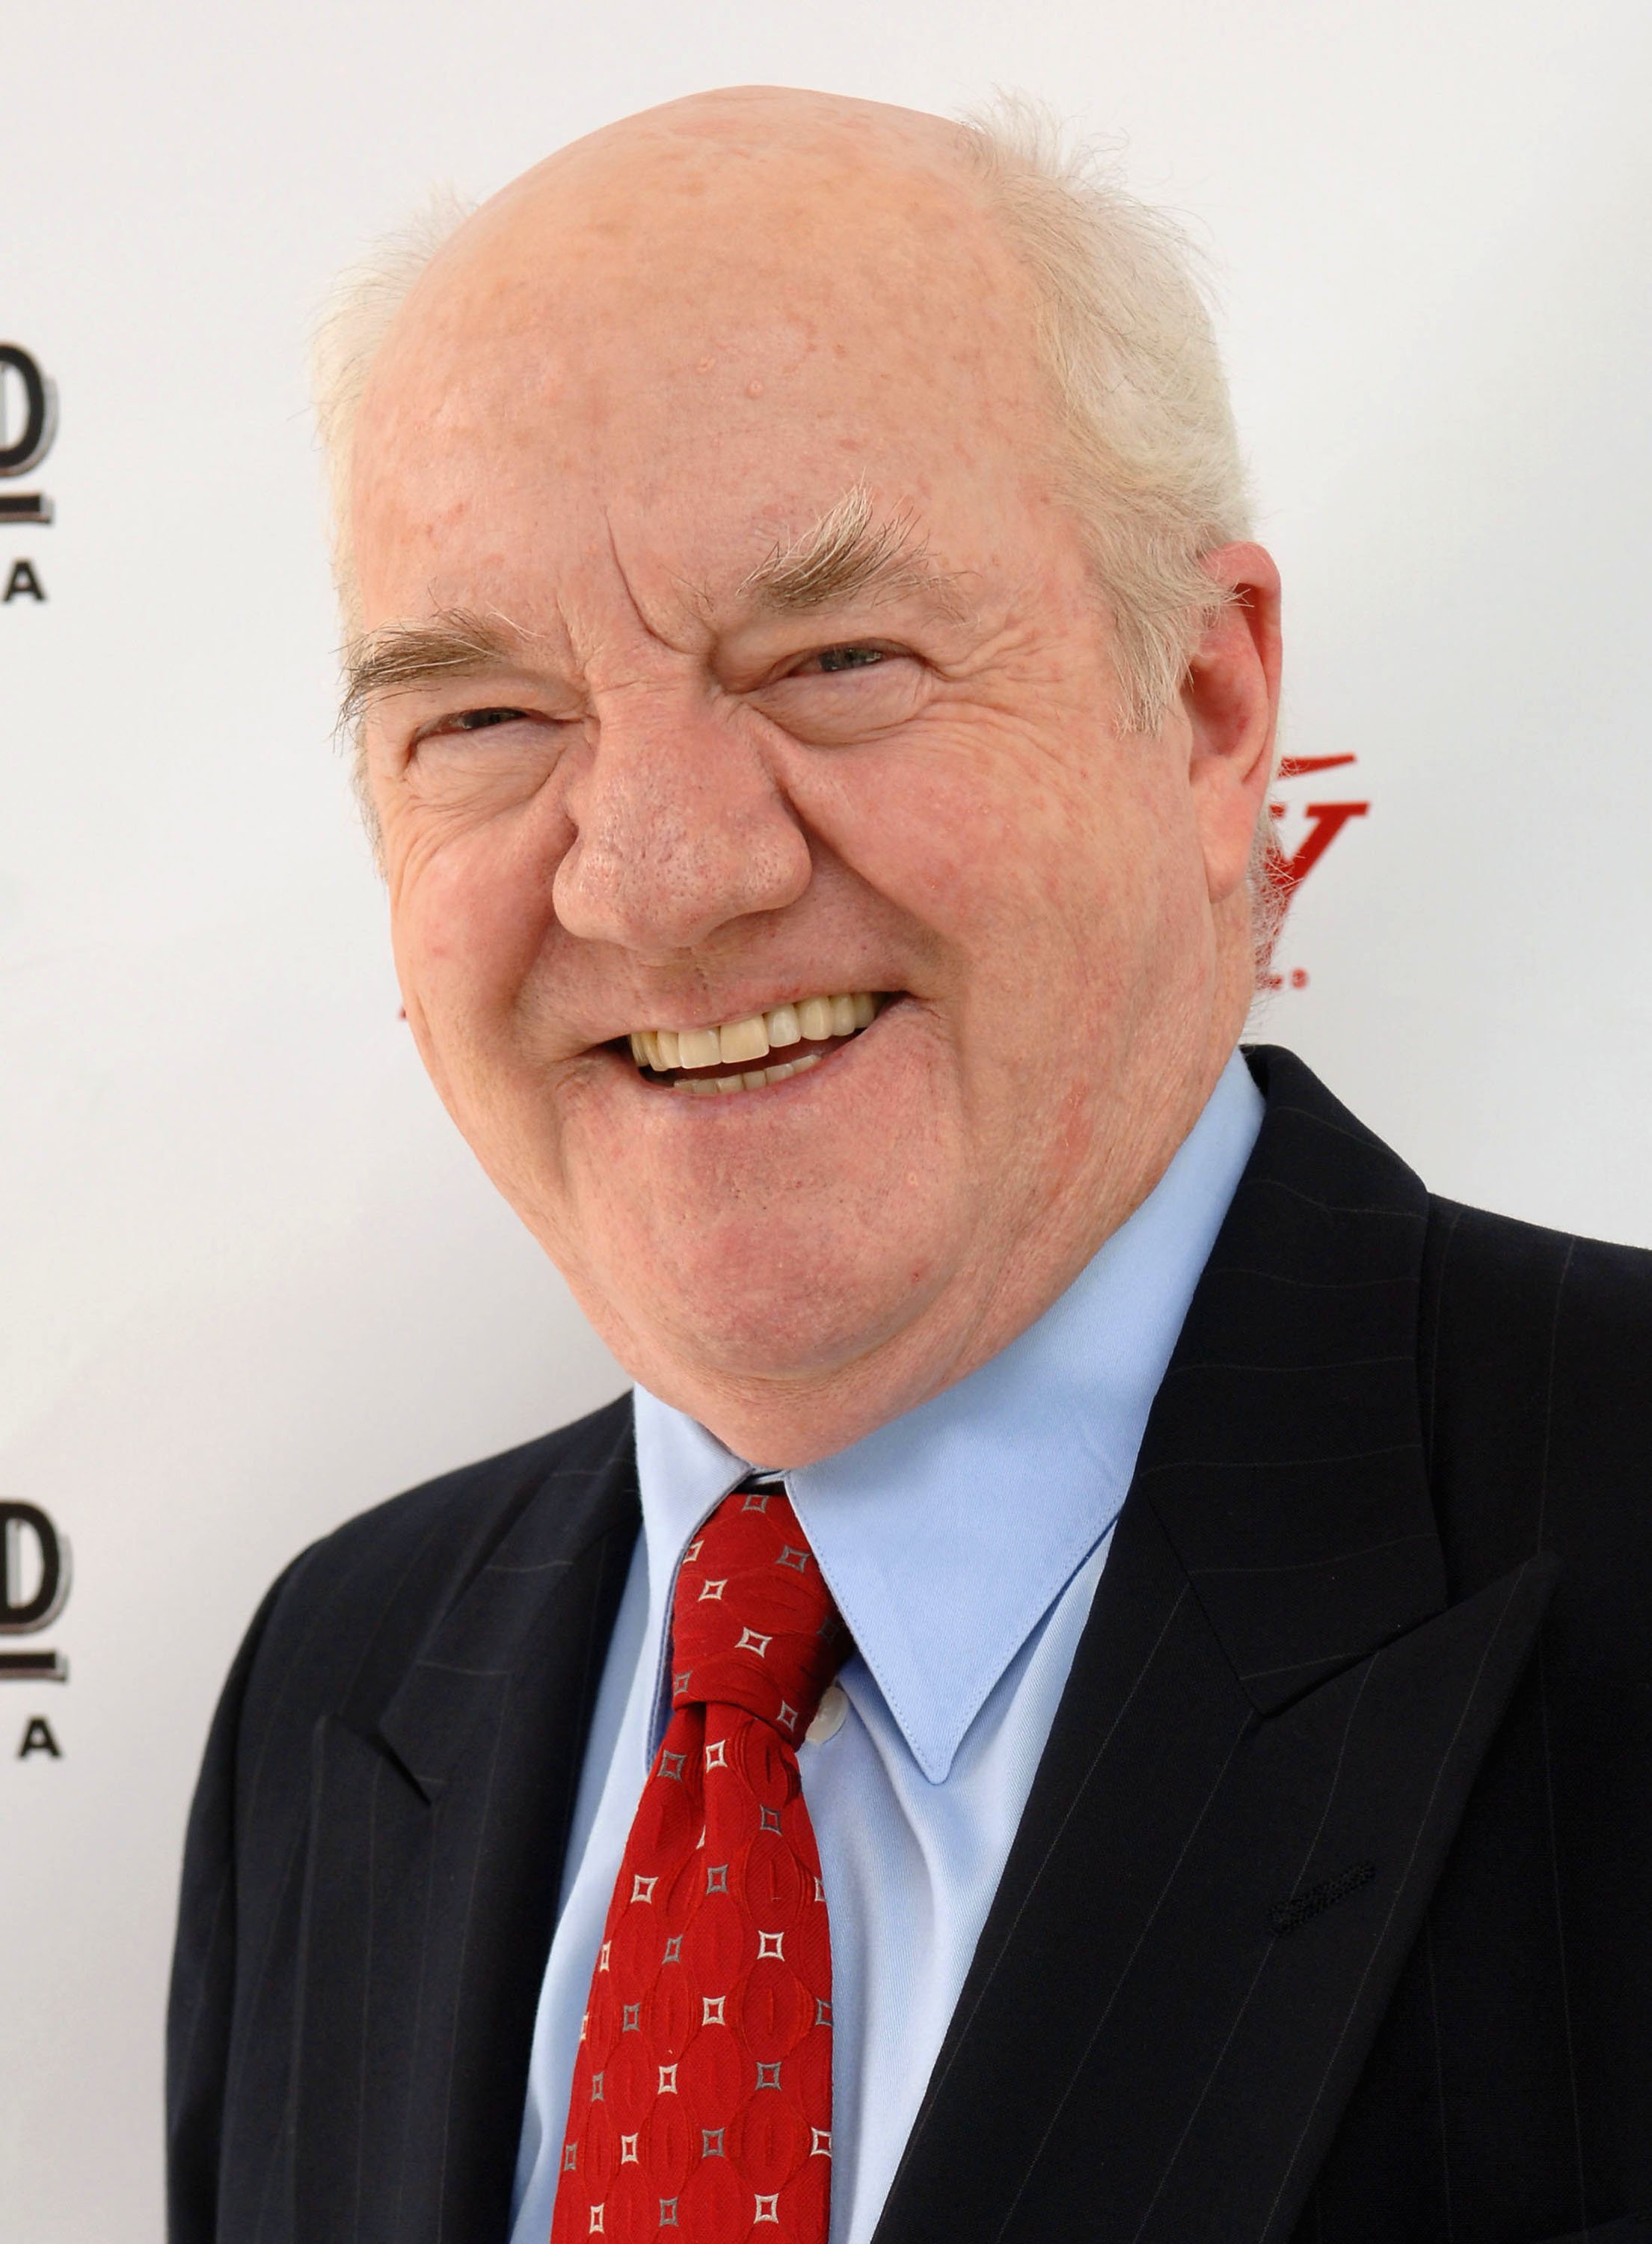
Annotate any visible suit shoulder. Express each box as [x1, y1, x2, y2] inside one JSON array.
[[293, 1388, 634, 1584], [1426, 1193, 1652, 1366], [1422, 1196, 1652, 1593], [238, 1390, 636, 1742]]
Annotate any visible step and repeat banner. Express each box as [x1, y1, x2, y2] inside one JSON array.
[[5, 1, 1650, 2235]]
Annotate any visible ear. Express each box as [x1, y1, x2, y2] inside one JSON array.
[[1181, 542, 1282, 904]]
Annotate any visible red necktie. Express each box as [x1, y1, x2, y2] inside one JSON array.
[[550, 1478, 847, 2243]]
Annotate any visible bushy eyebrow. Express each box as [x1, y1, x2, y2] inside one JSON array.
[[736, 484, 965, 619], [341, 491, 964, 730], [340, 609, 526, 733]]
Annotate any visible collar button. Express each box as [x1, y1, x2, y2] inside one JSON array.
[[805, 1682, 848, 1745]]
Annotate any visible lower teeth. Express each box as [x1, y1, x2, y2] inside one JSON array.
[[672, 1050, 826, 1095]]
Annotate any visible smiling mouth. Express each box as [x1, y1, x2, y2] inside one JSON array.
[[624, 991, 885, 1096]]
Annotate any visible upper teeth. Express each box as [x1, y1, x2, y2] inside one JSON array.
[[628, 991, 878, 1073]]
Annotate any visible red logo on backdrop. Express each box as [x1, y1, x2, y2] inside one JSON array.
[[1262, 753, 1370, 991]]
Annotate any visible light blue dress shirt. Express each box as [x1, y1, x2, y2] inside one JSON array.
[[509, 1050, 1263, 2244]]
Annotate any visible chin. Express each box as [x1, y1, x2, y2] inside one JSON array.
[[594, 1215, 953, 1399]]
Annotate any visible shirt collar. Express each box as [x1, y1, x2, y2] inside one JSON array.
[[631, 1048, 1264, 1783]]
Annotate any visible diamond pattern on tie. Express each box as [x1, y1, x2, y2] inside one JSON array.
[[551, 1481, 846, 2244]]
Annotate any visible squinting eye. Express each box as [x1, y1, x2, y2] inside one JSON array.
[[449, 707, 531, 731], [814, 645, 887, 673]]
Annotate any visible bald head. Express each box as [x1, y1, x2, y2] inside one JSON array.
[[348, 91, 1053, 645], [469, 83, 995, 245], [379, 85, 1017, 376], [321, 88, 1248, 746]]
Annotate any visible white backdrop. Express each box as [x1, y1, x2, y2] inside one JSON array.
[[4, 3, 1650, 2235]]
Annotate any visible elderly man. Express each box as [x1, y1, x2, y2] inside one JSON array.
[[167, 87, 1650, 2244]]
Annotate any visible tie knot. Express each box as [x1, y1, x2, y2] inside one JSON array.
[[669, 1480, 845, 1741]]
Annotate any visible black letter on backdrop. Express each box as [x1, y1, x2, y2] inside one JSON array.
[[18, 1716, 62, 1759], [0, 1503, 70, 1631], [0, 346, 57, 477], [3, 560, 44, 601]]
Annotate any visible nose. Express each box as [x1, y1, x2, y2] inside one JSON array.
[[553, 686, 813, 953]]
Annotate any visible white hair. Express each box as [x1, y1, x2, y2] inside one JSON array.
[[954, 96, 1252, 729], [313, 97, 1280, 956], [952, 101, 1285, 971], [312, 185, 473, 630]]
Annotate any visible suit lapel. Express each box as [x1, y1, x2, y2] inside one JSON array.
[[875, 1049, 1559, 2244], [290, 1406, 640, 2244]]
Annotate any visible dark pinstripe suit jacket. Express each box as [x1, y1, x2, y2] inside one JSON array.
[[167, 1048, 1652, 2244]]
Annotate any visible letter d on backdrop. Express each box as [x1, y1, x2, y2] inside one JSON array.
[[1, 1503, 70, 1630]]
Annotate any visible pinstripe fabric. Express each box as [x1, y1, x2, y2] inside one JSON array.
[[169, 1408, 641, 2244], [1298, 1196, 1652, 2241], [168, 1049, 1652, 2243]]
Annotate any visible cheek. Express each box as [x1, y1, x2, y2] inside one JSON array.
[[792, 722, 1177, 969], [390, 807, 571, 1033], [787, 747, 1022, 942]]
